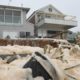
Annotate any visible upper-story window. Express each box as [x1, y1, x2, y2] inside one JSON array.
[[13, 11, 21, 24], [5, 10, 12, 23], [0, 9, 21, 24], [46, 14, 51, 18], [48, 8, 52, 12], [0, 9, 4, 23]]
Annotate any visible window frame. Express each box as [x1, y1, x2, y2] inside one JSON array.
[[0, 9, 5, 23], [0, 8, 22, 24]]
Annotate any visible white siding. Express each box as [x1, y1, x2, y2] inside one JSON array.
[[38, 26, 65, 37]]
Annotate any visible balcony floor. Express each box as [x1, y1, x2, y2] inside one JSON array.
[[39, 23, 73, 30]]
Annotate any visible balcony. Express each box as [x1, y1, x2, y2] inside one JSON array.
[[37, 17, 77, 29]]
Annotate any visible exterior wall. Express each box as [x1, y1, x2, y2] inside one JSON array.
[[25, 22, 34, 36], [38, 28, 46, 37], [38, 27, 69, 39], [0, 22, 34, 38], [37, 26, 65, 37], [22, 10, 27, 25]]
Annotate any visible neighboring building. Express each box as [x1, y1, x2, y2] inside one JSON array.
[[0, 5, 34, 39], [27, 4, 77, 39]]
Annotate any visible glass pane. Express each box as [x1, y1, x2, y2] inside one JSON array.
[[47, 30, 57, 34], [0, 9, 4, 23], [5, 10, 12, 23], [13, 11, 21, 23], [13, 11, 21, 16], [13, 16, 21, 23], [20, 32, 26, 38]]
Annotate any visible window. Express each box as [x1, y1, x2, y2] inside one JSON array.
[[26, 32, 30, 37], [20, 32, 26, 38], [47, 30, 58, 37], [20, 32, 30, 38], [46, 15, 51, 18], [49, 8, 52, 12], [0, 9, 4, 23], [0, 9, 21, 24], [47, 30, 57, 34], [5, 10, 12, 23], [13, 11, 21, 24]]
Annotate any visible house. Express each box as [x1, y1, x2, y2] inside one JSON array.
[[27, 4, 77, 39], [0, 5, 34, 39]]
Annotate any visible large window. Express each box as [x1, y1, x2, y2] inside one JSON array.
[[0, 9, 4, 23], [5, 10, 12, 23], [47, 30, 57, 37], [13, 11, 21, 24], [0, 9, 21, 24]]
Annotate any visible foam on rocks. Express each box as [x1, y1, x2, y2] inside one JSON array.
[[0, 40, 80, 80]]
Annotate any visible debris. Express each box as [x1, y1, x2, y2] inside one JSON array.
[[0, 39, 79, 80]]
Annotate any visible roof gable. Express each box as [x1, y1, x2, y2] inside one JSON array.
[[37, 4, 64, 15]]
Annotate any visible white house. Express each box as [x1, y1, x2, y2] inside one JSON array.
[[0, 5, 34, 39], [27, 4, 77, 39]]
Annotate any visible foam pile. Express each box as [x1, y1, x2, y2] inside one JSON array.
[[0, 42, 80, 80]]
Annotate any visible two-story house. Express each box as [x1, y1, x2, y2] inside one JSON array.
[[27, 4, 77, 39], [0, 5, 34, 39]]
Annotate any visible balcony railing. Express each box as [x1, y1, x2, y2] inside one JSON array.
[[37, 17, 77, 27]]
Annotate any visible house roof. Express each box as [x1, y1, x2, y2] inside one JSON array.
[[0, 5, 30, 13], [36, 4, 64, 15], [27, 4, 65, 22]]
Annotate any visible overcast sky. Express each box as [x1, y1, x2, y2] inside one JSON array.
[[0, 0, 80, 32]]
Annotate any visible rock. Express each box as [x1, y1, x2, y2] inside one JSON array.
[[34, 76, 44, 80]]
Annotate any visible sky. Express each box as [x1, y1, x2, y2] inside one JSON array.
[[0, 0, 80, 32]]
